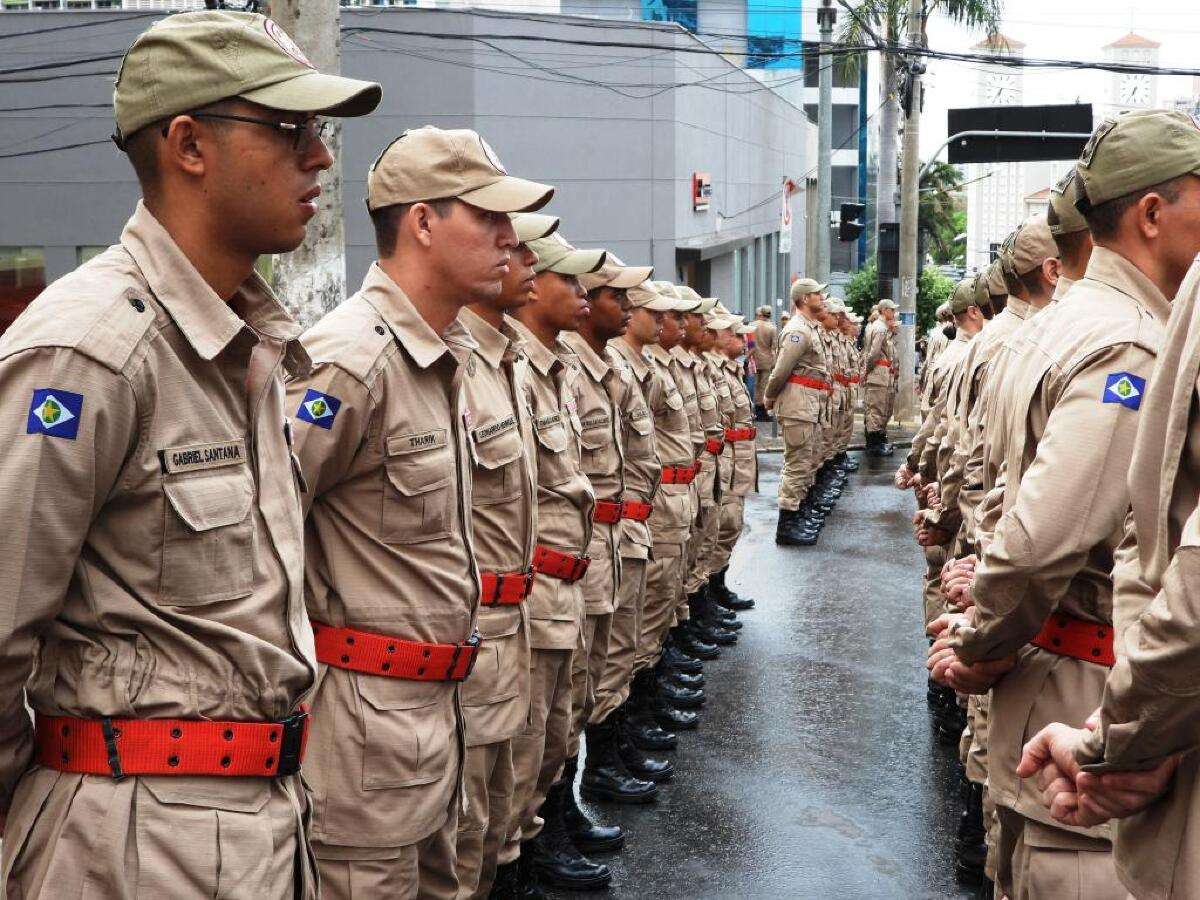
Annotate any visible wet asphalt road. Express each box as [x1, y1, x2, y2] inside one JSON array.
[[558, 451, 979, 900]]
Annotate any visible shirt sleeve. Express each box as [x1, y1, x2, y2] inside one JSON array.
[[0, 347, 136, 811], [764, 330, 807, 402]]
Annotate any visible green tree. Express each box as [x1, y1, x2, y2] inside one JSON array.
[[920, 162, 967, 265], [845, 258, 954, 335]]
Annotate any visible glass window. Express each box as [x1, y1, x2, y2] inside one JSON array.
[[731, 248, 741, 310], [77, 246, 106, 266], [0, 247, 46, 338]]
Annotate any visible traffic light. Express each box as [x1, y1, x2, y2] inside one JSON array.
[[838, 202, 865, 242]]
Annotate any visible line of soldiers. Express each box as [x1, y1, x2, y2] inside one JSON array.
[[898, 107, 1200, 900], [0, 10, 765, 900]]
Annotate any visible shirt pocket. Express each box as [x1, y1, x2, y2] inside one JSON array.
[[356, 677, 454, 790], [382, 432, 453, 544], [160, 466, 255, 605], [625, 408, 655, 457], [469, 419, 524, 505], [533, 417, 574, 486], [578, 416, 616, 474]]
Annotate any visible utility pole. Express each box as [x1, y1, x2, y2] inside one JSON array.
[[266, 0, 348, 327], [815, 0, 836, 283], [895, 0, 924, 422], [875, 54, 899, 300]]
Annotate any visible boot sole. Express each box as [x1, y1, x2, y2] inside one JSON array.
[[627, 736, 678, 752], [533, 867, 614, 891], [654, 715, 698, 731], [628, 766, 674, 782], [573, 834, 627, 854], [580, 785, 658, 805], [659, 695, 705, 710]]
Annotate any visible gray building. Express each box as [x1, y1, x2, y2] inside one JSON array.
[[0, 7, 816, 327]]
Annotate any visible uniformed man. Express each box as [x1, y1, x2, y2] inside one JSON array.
[[503, 229, 610, 894], [919, 303, 952, 395], [765, 278, 832, 546], [835, 306, 862, 474], [751, 304, 778, 420], [862, 298, 898, 455], [452, 214, 544, 898], [930, 109, 1200, 899], [287, 127, 551, 899], [0, 12, 380, 898]]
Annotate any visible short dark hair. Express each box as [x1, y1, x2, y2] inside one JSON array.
[[370, 198, 453, 257], [1053, 228, 1091, 271], [1018, 265, 1046, 297], [1083, 177, 1184, 240], [122, 98, 240, 199]]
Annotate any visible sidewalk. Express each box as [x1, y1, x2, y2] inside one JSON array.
[[754, 412, 917, 454]]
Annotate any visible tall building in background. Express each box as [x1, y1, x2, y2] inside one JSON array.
[[1106, 32, 1160, 110]]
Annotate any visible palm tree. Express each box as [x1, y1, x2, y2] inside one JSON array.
[[919, 161, 966, 264], [837, 0, 1002, 292]]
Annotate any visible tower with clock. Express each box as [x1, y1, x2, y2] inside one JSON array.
[[1105, 32, 1160, 110]]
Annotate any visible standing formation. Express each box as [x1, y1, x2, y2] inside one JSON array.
[[0, 12, 767, 899]]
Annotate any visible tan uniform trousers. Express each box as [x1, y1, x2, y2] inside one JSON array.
[[923, 544, 948, 626], [455, 740, 515, 899], [685, 456, 719, 594], [568, 612, 613, 758], [752, 369, 769, 407], [711, 494, 746, 575], [778, 418, 819, 511], [2, 769, 316, 899], [591, 556, 647, 725], [675, 481, 701, 624], [865, 384, 890, 433], [316, 799, 459, 900], [636, 547, 686, 673], [995, 808, 1124, 900], [503, 647, 574, 863], [837, 393, 853, 452]]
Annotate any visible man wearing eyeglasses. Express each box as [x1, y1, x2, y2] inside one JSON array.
[[0, 10, 380, 899]]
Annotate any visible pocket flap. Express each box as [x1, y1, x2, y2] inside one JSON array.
[[163, 468, 253, 532], [357, 672, 444, 711], [142, 775, 269, 812], [470, 419, 523, 471], [385, 439, 451, 496], [533, 417, 569, 453]]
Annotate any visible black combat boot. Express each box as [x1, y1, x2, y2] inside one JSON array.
[[711, 566, 755, 611], [655, 660, 705, 709], [497, 851, 546, 900], [879, 428, 895, 456], [936, 700, 969, 746], [643, 666, 700, 731], [662, 635, 706, 672], [673, 621, 721, 660], [686, 589, 737, 646], [808, 486, 834, 514], [625, 677, 678, 751], [526, 786, 612, 891], [580, 718, 659, 804], [840, 450, 860, 472], [613, 706, 674, 782], [865, 431, 885, 457], [954, 778, 987, 886], [776, 508, 819, 546], [559, 754, 626, 854]]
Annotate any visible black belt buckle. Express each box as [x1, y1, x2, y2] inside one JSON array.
[[275, 710, 307, 777], [448, 631, 482, 682], [521, 568, 535, 598]]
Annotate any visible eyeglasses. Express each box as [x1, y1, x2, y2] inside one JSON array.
[[161, 113, 331, 153]]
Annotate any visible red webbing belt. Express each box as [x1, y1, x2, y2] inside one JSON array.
[[661, 464, 697, 485], [622, 500, 653, 522], [533, 545, 590, 583], [1031, 613, 1115, 667], [724, 427, 757, 442], [480, 569, 535, 607], [788, 375, 832, 392], [593, 500, 623, 525], [875, 359, 893, 369], [850, 375, 861, 384], [34, 709, 309, 778], [704, 437, 725, 455], [312, 621, 480, 682], [833, 374, 851, 387]]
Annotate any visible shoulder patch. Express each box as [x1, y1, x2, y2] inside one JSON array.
[[27, 388, 83, 440], [296, 388, 342, 429], [1103, 372, 1145, 409], [789, 333, 802, 343]]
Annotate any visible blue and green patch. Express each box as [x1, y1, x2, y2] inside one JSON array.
[[1103, 372, 1145, 410], [27, 388, 83, 440], [296, 388, 341, 430]]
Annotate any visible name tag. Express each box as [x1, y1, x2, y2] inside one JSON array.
[[391, 429, 448, 454], [534, 412, 562, 431], [579, 413, 610, 431], [474, 415, 516, 443], [628, 407, 651, 422], [161, 439, 246, 474]]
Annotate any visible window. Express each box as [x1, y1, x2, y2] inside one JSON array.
[[641, 0, 696, 33], [0, 248, 46, 338], [77, 246, 106, 266]]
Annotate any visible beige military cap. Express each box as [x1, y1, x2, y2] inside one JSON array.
[[877, 298, 898, 311], [935, 301, 951, 321], [113, 11, 382, 144], [984, 258, 1007, 296], [627, 282, 676, 311], [757, 304, 773, 317], [1048, 169, 1089, 236], [1076, 109, 1200, 208], [528, 233, 606, 275], [949, 277, 977, 315], [367, 126, 553, 213], [511, 212, 559, 243], [674, 285, 718, 315], [1009, 214, 1058, 276], [578, 253, 654, 292], [790, 277, 828, 301]]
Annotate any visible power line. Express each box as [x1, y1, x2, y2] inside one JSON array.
[[0, 138, 110, 160]]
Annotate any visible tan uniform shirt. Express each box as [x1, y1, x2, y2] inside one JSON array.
[[507, 318, 594, 651], [953, 247, 1168, 838], [765, 316, 829, 423], [458, 308, 537, 747], [907, 331, 971, 474], [669, 344, 705, 460], [288, 263, 479, 849], [751, 319, 777, 374], [721, 356, 758, 495], [558, 332, 627, 615], [0, 200, 314, 814], [862, 318, 891, 387], [705, 350, 736, 487], [646, 344, 697, 548], [607, 339, 662, 561]]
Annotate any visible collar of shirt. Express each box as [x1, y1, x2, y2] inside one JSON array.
[[1006, 295, 1031, 320], [1083, 245, 1172, 323], [645, 343, 673, 368], [560, 331, 615, 385], [506, 317, 563, 378], [459, 306, 514, 369], [608, 337, 651, 383], [669, 344, 697, 368], [359, 263, 476, 367], [1052, 274, 1077, 301], [121, 200, 308, 371]]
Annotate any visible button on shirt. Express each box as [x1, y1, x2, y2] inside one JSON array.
[[0, 201, 314, 810], [287, 263, 479, 849]]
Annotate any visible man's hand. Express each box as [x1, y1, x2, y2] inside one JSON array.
[[946, 579, 975, 611], [927, 650, 1015, 694], [894, 464, 914, 490], [922, 483, 941, 509], [1074, 759, 1180, 826], [916, 523, 952, 548], [926, 610, 972, 641]]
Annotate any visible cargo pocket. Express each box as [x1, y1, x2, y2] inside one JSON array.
[[382, 433, 452, 544], [625, 407, 655, 459], [533, 417, 574, 486], [358, 677, 454, 790], [160, 466, 255, 605], [461, 614, 522, 708], [578, 417, 616, 473], [469, 418, 524, 504]]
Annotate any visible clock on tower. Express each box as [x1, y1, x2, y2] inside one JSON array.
[[985, 71, 1017, 105], [1120, 72, 1152, 106]]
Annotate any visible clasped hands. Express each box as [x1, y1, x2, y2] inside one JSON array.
[[925, 608, 1016, 694]]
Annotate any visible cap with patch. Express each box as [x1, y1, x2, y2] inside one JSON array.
[[367, 126, 553, 213], [528, 233, 606, 275], [973, 272, 991, 307], [114, 11, 381, 144], [877, 298, 898, 311], [985, 258, 1008, 296], [789, 277, 828, 301], [949, 278, 977, 315], [674, 285, 718, 315], [578, 253, 654, 293], [1076, 109, 1200, 209], [511, 212, 559, 243], [627, 282, 676, 312], [1009, 214, 1058, 276], [1048, 169, 1089, 235], [757, 304, 773, 317]]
